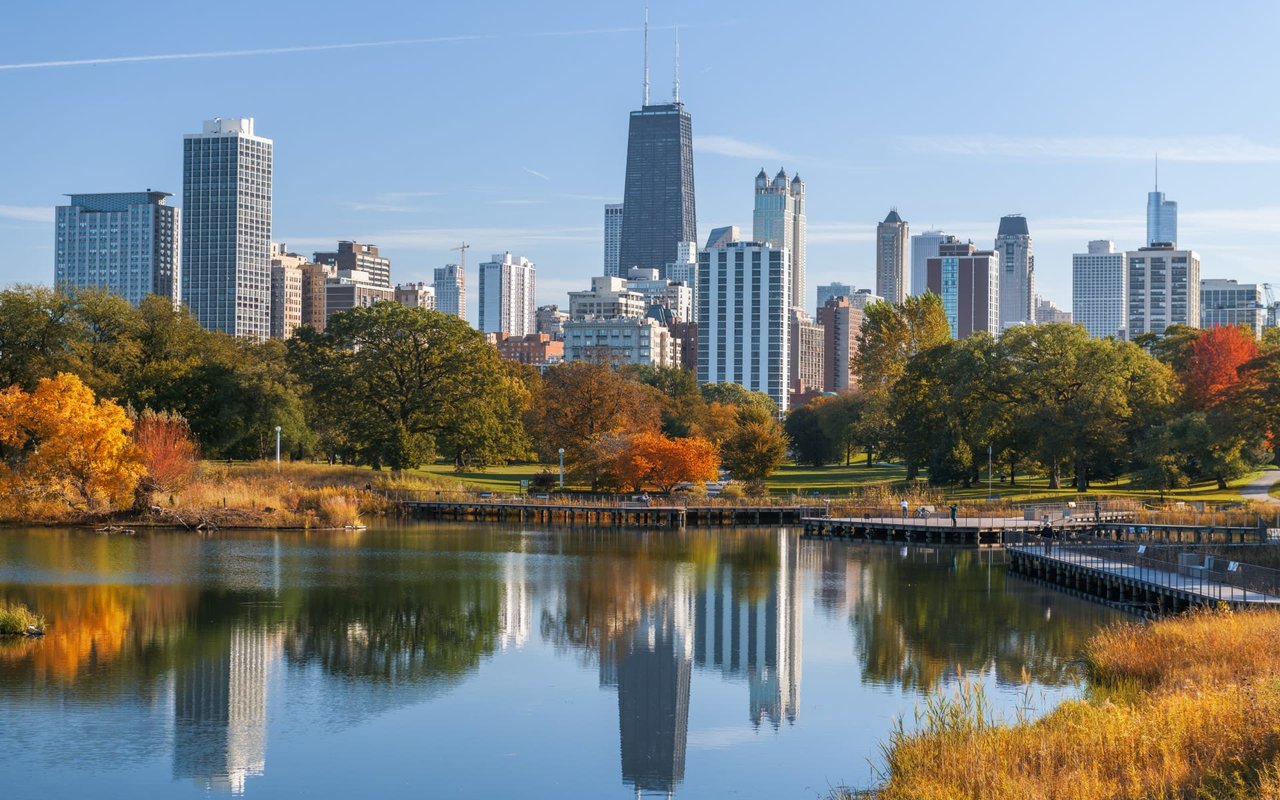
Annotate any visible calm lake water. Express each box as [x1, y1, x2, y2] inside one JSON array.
[[0, 524, 1122, 799]]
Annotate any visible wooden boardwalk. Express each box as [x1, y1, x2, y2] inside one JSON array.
[[398, 499, 826, 528], [801, 514, 1123, 546], [1008, 541, 1280, 613]]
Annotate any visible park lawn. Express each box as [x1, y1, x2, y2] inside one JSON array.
[[769, 462, 1268, 504], [414, 462, 547, 493], [766, 463, 906, 496]]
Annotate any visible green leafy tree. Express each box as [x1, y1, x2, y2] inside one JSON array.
[[289, 303, 527, 471], [721, 405, 788, 482], [784, 403, 838, 467]]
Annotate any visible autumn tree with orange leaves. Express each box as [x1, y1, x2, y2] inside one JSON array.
[[1181, 325, 1260, 410], [616, 431, 719, 492], [0, 373, 144, 517], [131, 408, 199, 507]]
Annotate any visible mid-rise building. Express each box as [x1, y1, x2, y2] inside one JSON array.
[[995, 215, 1034, 328], [788, 308, 824, 396], [268, 243, 302, 340], [926, 242, 999, 338], [910, 230, 957, 297], [54, 191, 180, 307], [665, 241, 698, 311], [299, 261, 334, 331], [849, 288, 883, 309], [494, 332, 564, 366], [1126, 244, 1200, 337], [816, 282, 853, 309], [478, 252, 535, 336], [395, 282, 436, 310], [564, 316, 678, 367], [313, 241, 391, 288], [669, 320, 697, 373], [536, 304, 569, 339], [603, 203, 624, 277], [324, 269, 395, 321], [1072, 240, 1128, 340], [818, 296, 862, 392], [875, 209, 909, 304], [753, 168, 806, 309], [569, 276, 647, 320], [1034, 296, 1072, 325], [181, 118, 273, 340], [618, 90, 696, 275], [433, 263, 465, 321], [698, 240, 791, 411], [1201, 279, 1264, 338], [628, 267, 694, 323]]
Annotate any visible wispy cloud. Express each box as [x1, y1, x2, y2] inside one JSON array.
[[0, 205, 53, 223], [898, 134, 1280, 163], [0, 36, 490, 71], [522, 167, 551, 181], [347, 191, 442, 214], [695, 135, 792, 161], [0, 24, 695, 72]]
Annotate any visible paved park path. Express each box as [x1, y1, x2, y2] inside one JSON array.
[[1241, 469, 1280, 506]]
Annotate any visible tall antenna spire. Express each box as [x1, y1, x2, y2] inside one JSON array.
[[1154, 152, 1159, 191], [672, 27, 680, 103], [642, 7, 650, 106]]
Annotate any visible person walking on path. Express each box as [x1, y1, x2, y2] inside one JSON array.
[[1094, 501, 1101, 523], [949, 504, 958, 527], [901, 499, 909, 519]]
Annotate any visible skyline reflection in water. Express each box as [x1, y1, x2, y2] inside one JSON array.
[[0, 525, 1121, 799]]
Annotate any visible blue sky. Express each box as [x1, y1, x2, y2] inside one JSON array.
[[3, 0, 1279, 318]]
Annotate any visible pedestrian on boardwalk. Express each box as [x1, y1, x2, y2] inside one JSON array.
[[949, 504, 958, 527], [1094, 501, 1101, 522], [1041, 517, 1054, 551], [900, 499, 909, 518]]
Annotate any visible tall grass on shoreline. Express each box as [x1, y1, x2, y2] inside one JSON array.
[[835, 608, 1280, 800], [0, 602, 45, 635]]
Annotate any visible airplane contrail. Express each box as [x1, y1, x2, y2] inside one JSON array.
[[0, 25, 682, 71]]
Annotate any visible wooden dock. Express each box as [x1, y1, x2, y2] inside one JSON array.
[[398, 499, 827, 528], [1007, 538, 1280, 614], [801, 515, 1266, 547]]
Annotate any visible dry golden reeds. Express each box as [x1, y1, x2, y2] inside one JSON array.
[[847, 608, 1280, 800]]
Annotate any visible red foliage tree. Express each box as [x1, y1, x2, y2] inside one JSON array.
[[131, 409, 199, 500], [1181, 325, 1260, 409]]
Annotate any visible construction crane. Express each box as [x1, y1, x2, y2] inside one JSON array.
[[450, 241, 470, 271]]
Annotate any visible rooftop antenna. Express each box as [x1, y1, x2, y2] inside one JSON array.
[[1154, 152, 1159, 191], [642, 7, 650, 106], [672, 27, 680, 103]]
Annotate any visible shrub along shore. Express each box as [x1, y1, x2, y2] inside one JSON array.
[[839, 608, 1280, 800]]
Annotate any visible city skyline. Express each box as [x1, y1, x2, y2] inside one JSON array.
[[3, 2, 1280, 321]]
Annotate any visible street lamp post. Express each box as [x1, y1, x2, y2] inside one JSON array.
[[987, 445, 993, 500], [558, 448, 565, 490], [275, 425, 282, 469]]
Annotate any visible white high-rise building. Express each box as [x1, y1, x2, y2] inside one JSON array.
[[603, 203, 624, 278], [752, 169, 805, 310], [568, 276, 647, 320], [698, 240, 792, 411], [182, 118, 273, 340], [1073, 240, 1128, 340], [1201, 279, 1265, 338], [478, 252, 536, 336], [1126, 244, 1200, 337], [665, 240, 698, 311], [995, 215, 1034, 328], [910, 230, 957, 297], [55, 191, 180, 307], [433, 263, 465, 321], [875, 210, 909, 304]]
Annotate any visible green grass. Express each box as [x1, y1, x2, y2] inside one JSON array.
[[414, 463, 547, 493], [766, 462, 906, 496], [0, 602, 45, 635]]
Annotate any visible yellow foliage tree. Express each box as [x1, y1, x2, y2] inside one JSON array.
[[0, 372, 144, 515]]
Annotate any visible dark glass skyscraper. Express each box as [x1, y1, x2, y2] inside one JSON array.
[[619, 101, 696, 276]]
